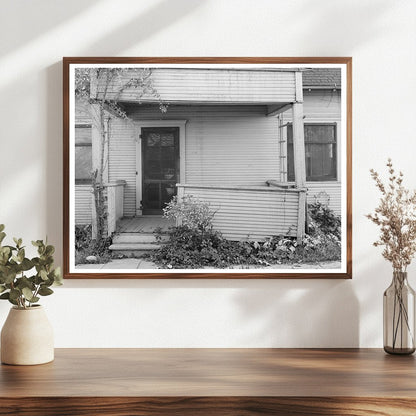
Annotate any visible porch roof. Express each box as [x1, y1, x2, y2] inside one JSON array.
[[93, 68, 299, 105]]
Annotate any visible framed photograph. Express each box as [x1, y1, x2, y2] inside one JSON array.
[[63, 57, 352, 279]]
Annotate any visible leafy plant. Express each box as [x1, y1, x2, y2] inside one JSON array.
[[75, 224, 92, 251], [300, 233, 341, 262], [0, 224, 62, 308], [163, 195, 216, 234], [308, 202, 341, 239], [151, 225, 224, 268], [152, 227, 341, 269], [74, 224, 112, 264]]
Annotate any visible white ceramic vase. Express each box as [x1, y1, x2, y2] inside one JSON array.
[[1, 305, 54, 365]]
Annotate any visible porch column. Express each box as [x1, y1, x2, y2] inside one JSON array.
[[90, 103, 110, 239], [292, 71, 306, 240]]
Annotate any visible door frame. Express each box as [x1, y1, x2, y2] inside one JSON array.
[[135, 120, 187, 216]]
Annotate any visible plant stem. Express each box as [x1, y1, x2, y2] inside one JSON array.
[[391, 274, 415, 350], [392, 286, 397, 347]]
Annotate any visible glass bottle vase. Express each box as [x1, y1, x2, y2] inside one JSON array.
[[383, 271, 416, 355]]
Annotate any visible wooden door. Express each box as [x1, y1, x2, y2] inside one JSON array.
[[141, 127, 180, 215]]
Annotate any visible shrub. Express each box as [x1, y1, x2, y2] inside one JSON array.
[[151, 200, 342, 268], [308, 202, 341, 240], [152, 226, 225, 268], [152, 228, 301, 269], [299, 233, 341, 262], [163, 195, 216, 233], [74, 224, 112, 264], [75, 224, 92, 251], [298, 203, 342, 262]]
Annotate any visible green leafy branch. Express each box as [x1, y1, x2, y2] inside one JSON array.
[[0, 224, 62, 309]]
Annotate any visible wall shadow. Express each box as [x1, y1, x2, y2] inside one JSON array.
[[83, 0, 205, 55], [46, 62, 63, 263], [284, 0, 394, 51], [0, 0, 101, 56], [232, 279, 359, 347]]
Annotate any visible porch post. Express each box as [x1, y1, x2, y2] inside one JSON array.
[[292, 71, 306, 240], [90, 105, 110, 239], [90, 103, 100, 240]]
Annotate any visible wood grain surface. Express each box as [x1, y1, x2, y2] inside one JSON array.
[[2, 397, 416, 416], [0, 348, 415, 415]]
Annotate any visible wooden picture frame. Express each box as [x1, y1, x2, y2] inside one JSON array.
[[63, 57, 352, 279]]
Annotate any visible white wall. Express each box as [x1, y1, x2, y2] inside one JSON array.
[[1, 0, 415, 348]]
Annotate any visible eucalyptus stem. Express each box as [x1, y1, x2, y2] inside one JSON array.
[[0, 224, 62, 309]]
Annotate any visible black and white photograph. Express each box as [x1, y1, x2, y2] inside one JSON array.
[[64, 58, 351, 278]]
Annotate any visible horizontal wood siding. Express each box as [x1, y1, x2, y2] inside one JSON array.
[[302, 89, 341, 121], [129, 105, 280, 186], [108, 119, 137, 217], [96, 69, 296, 104], [180, 185, 299, 240], [306, 182, 342, 215], [282, 90, 341, 123], [75, 98, 92, 124], [186, 111, 279, 185], [75, 185, 92, 225]]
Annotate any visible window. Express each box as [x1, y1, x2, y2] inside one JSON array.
[[287, 123, 337, 182], [75, 125, 92, 184]]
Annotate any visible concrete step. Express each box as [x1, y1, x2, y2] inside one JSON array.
[[113, 233, 168, 244], [109, 242, 161, 257]]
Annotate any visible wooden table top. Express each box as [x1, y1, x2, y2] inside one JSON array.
[[1, 348, 415, 398]]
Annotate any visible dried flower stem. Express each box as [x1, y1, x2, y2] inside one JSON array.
[[366, 159, 416, 272]]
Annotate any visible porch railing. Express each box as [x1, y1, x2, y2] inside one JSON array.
[[176, 183, 307, 241]]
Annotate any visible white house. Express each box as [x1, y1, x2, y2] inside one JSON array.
[[74, 67, 341, 247]]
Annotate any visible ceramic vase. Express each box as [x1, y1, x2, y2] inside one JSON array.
[[1, 305, 54, 365]]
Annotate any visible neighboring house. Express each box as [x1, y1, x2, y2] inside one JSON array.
[[74, 67, 341, 242]]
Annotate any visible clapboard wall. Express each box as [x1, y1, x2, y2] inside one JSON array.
[[179, 184, 300, 240], [74, 185, 92, 225]]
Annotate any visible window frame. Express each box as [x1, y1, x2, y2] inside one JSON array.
[[287, 122, 338, 182], [74, 124, 93, 185]]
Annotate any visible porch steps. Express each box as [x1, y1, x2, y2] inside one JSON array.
[[109, 232, 167, 257], [113, 233, 169, 244]]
